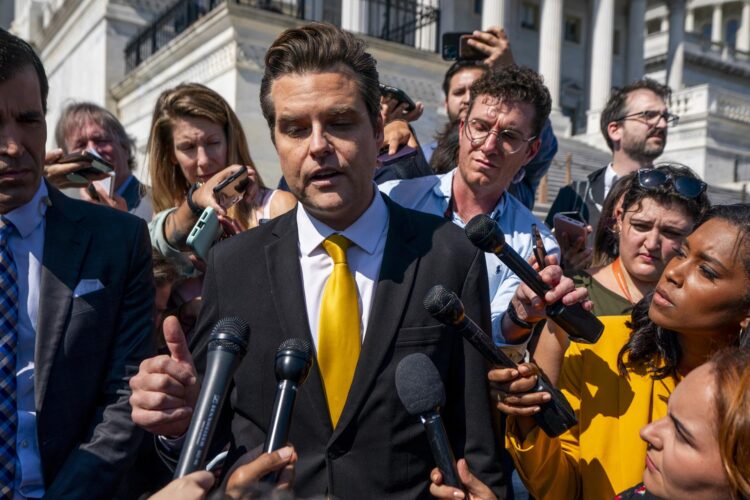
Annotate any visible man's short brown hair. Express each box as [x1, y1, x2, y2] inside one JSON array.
[[259, 22, 380, 136]]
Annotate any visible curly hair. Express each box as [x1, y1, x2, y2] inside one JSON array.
[[260, 22, 380, 136], [618, 204, 750, 378], [600, 78, 671, 152], [466, 65, 552, 137]]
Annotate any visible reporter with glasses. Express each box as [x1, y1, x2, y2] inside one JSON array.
[[381, 66, 590, 363], [546, 79, 679, 272]]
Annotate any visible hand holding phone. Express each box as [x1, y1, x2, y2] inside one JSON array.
[[213, 167, 250, 210], [379, 83, 416, 113], [60, 150, 115, 185]]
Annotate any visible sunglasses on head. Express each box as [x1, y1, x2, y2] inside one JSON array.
[[637, 169, 707, 198]]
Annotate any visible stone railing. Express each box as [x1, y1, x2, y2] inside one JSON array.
[[644, 30, 750, 67], [671, 84, 750, 125]]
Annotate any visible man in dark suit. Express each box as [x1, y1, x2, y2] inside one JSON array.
[[130, 23, 580, 499], [545, 79, 675, 268], [0, 29, 155, 498]]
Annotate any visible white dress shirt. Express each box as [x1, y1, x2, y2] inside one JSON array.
[[380, 170, 559, 361], [296, 185, 389, 349], [602, 163, 620, 204], [4, 181, 48, 499]]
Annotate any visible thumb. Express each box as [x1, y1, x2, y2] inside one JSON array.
[[163, 315, 193, 365], [45, 148, 64, 164]]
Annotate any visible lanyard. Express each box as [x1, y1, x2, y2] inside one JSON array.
[[611, 257, 635, 304]]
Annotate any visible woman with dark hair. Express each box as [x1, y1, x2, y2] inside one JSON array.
[[534, 164, 709, 384], [493, 203, 750, 499]]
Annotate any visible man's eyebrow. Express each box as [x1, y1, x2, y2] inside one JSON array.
[[326, 106, 358, 117]]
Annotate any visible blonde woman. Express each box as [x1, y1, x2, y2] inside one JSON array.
[[148, 83, 295, 269]]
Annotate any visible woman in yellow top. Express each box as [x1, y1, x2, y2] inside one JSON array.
[[493, 203, 750, 500], [429, 346, 750, 500], [535, 165, 709, 384]]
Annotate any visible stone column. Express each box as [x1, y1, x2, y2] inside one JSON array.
[[415, 0, 438, 51], [712, 3, 723, 44], [666, 0, 686, 90], [341, 0, 366, 34], [482, 0, 509, 30], [627, 0, 646, 82], [685, 8, 694, 32], [538, 0, 570, 135], [737, 0, 750, 52], [586, 0, 615, 135], [661, 16, 669, 32]]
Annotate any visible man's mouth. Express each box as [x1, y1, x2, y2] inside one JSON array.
[[309, 169, 341, 182]]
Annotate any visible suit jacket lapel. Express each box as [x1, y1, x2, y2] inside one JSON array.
[[265, 209, 332, 432], [331, 197, 420, 441], [35, 187, 91, 410]]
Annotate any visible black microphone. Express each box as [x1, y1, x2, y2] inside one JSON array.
[[465, 214, 603, 344], [423, 285, 577, 438], [174, 317, 250, 478], [264, 338, 313, 453], [395, 353, 462, 490]]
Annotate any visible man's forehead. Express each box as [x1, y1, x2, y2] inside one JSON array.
[[449, 67, 484, 90], [470, 95, 533, 123], [0, 66, 44, 115], [625, 88, 666, 110]]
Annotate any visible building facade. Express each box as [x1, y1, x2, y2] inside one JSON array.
[[10, 0, 750, 192]]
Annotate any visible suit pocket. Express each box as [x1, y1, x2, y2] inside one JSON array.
[[69, 286, 110, 317], [394, 324, 444, 347]]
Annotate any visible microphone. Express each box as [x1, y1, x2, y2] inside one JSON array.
[[423, 285, 577, 438], [174, 317, 250, 479], [264, 338, 313, 453], [465, 214, 603, 344], [395, 353, 462, 490]]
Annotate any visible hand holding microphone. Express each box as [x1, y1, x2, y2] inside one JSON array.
[[174, 317, 250, 478], [423, 286, 576, 437], [465, 214, 603, 344]]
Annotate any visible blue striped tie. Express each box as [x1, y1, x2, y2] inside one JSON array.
[[0, 218, 18, 499]]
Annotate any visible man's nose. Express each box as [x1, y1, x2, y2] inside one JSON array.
[[0, 126, 24, 157]]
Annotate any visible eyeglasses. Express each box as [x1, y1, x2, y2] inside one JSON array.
[[464, 119, 536, 154], [638, 169, 707, 198], [616, 110, 679, 127]]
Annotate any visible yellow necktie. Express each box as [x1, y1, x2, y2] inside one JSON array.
[[317, 234, 361, 427]]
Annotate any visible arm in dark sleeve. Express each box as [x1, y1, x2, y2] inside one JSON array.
[[445, 248, 508, 498], [46, 220, 156, 497]]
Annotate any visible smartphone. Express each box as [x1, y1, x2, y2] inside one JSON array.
[[556, 211, 586, 223], [442, 32, 485, 61], [553, 213, 588, 243], [213, 168, 250, 210], [60, 150, 114, 184], [379, 83, 416, 113], [186, 207, 223, 261]]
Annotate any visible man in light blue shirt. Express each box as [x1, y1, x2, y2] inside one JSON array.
[[381, 65, 560, 361]]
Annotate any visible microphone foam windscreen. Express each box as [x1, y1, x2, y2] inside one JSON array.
[[278, 337, 312, 357], [423, 285, 458, 317], [395, 353, 445, 415], [464, 214, 505, 252], [208, 317, 250, 354]]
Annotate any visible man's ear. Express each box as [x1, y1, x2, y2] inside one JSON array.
[[607, 121, 622, 148], [522, 137, 542, 167], [374, 112, 385, 150]]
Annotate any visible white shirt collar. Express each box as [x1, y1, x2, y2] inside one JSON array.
[[297, 184, 389, 256], [3, 180, 48, 238]]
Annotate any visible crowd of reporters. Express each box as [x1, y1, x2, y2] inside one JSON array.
[[1, 19, 749, 500]]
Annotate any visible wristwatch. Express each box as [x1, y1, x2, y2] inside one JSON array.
[[505, 304, 534, 330], [186, 182, 203, 218]]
